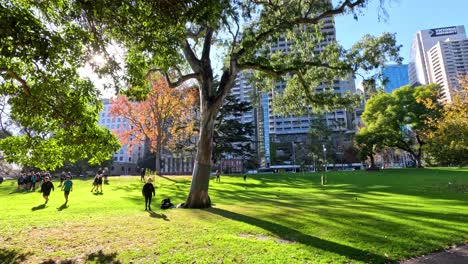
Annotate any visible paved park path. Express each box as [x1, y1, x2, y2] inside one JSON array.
[[399, 244, 468, 264]]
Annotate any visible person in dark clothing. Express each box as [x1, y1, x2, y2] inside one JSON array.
[[96, 174, 103, 193], [59, 171, 66, 187], [40, 176, 54, 204], [215, 169, 221, 182], [142, 177, 155, 211], [140, 167, 146, 182], [17, 174, 24, 190]]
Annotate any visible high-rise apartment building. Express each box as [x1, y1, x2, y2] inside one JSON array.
[[230, 16, 356, 166], [409, 26, 466, 86], [427, 38, 468, 102], [381, 64, 409, 93]]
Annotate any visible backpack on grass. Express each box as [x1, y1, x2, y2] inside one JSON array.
[[160, 198, 174, 209]]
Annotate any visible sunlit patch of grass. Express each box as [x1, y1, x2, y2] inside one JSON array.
[[0, 168, 467, 263]]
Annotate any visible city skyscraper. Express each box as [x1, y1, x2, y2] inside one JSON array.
[[230, 16, 356, 166], [381, 64, 409, 93], [409, 25, 466, 86], [427, 38, 468, 102]]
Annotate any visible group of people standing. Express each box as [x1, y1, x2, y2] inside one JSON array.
[[17, 171, 52, 192]]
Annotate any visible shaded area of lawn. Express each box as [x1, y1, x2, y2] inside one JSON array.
[[206, 207, 391, 263]]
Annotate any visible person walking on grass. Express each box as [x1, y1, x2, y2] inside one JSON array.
[[61, 175, 73, 204], [40, 176, 54, 204], [140, 167, 146, 182], [30, 173, 37, 192], [215, 169, 221, 182], [91, 173, 99, 193], [96, 174, 103, 193], [142, 177, 155, 211], [59, 171, 66, 187]]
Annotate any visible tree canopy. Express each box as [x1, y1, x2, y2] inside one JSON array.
[[212, 94, 255, 169], [109, 75, 197, 174], [4, 0, 401, 207], [423, 76, 468, 166], [358, 85, 443, 168], [0, 1, 120, 169]]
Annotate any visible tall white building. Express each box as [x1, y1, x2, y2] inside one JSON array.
[[409, 26, 466, 86], [427, 38, 468, 102], [98, 99, 143, 175]]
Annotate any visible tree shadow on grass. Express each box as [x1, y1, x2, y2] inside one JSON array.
[[41, 260, 73, 264], [0, 248, 28, 264], [32, 203, 46, 211], [148, 210, 169, 221], [40, 250, 121, 264], [86, 250, 122, 264], [206, 207, 391, 263]]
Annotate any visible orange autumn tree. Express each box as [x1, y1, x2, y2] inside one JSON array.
[[109, 76, 197, 175]]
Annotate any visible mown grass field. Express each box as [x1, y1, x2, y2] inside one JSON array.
[[1, 168, 467, 263]]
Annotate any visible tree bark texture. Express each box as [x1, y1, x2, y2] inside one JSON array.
[[183, 103, 219, 208]]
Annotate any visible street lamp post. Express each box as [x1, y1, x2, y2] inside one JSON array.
[[321, 144, 327, 185], [322, 144, 327, 172]]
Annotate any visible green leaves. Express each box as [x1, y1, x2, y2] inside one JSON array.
[[358, 84, 444, 167], [0, 1, 120, 169]]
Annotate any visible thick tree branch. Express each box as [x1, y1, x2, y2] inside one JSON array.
[[201, 27, 213, 63], [147, 68, 199, 88], [0, 68, 32, 96], [183, 40, 202, 73], [235, 0, 365, 59], [295, 0, 365, 24], [238, 60, 351, 77]]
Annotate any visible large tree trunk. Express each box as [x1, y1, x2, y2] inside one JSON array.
[[183, 103, 218, 208], [369, 154, 376, 168]]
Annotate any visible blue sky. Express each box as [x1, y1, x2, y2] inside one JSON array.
[[334, 0, 467, 64]]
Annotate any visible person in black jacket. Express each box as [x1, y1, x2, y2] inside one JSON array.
[[140, 167, 146, 182], [142, 177, 155, 211], [40, 176, 54, 204]]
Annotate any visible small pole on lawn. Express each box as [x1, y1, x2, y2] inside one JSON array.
[[321, 144, 327, 185]]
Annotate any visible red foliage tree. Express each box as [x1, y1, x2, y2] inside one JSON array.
[[109, 75, 197, 174]]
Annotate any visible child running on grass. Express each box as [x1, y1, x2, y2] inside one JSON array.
[[61, 175, 73, 204], [40, 176, 54, 204]]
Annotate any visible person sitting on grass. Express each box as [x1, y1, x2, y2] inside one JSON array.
[[40, 176, 54, 204], [61, 175, 73, 204], [142, 177, 155, 211]]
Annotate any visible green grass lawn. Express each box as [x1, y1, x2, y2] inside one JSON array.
[[1, 168, 467, 263]]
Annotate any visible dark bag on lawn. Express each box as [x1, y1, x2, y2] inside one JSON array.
[[160, 198, 173, 209]]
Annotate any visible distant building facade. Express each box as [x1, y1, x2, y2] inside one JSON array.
[[409, 25, 466, 88], [98, 99, 143, 175], [382, 64, 409, 93], [427, 38, 468, 102]]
